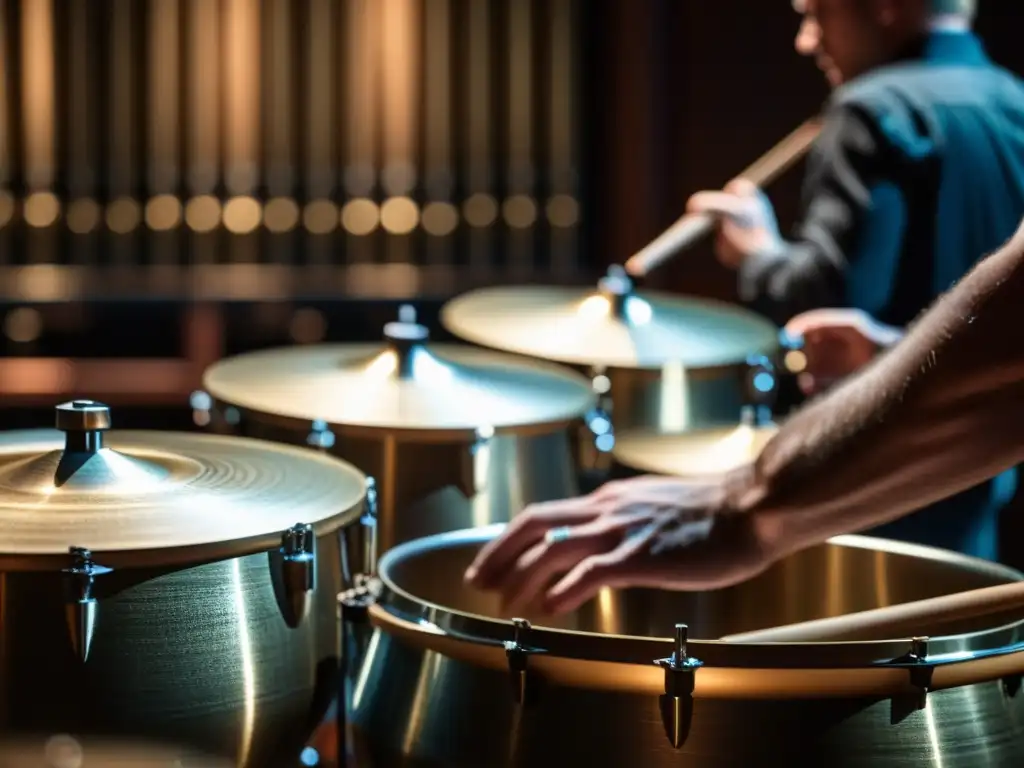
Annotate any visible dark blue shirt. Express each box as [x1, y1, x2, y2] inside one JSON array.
[[739, 31, 1024, 560]]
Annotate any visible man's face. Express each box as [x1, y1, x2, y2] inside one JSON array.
[[793, 0, 891, 87]]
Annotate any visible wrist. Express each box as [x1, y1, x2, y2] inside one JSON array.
[[718, 462, 786, 557]]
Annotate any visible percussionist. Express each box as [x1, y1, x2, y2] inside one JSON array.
[[465, 215, 1024, 614], [686, 0, 1024, 560]]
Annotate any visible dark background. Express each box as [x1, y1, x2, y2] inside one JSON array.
[[2, 0, 1023, 563]]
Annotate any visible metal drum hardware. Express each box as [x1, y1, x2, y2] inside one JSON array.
[[347, 526, 1024, 766], [201, 305, 596, 553], [0, 401, 368, 766], [440, 272, 780, 438], [654, 623, 703, 749], [61, 546, 113, 663]]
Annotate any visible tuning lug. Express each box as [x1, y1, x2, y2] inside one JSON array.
[[275, 523, 317, 628], [62, 547, 112, 663], [361, 476, 379, 580], [504, 618, 546, 705], [740, 354, 777, 427], [907, 636, 932, 707], [654, 623, 703, 749]]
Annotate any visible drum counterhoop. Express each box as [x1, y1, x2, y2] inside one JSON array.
[[342, 526, 1024, 767]]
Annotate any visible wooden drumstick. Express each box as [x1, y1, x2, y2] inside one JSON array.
[[720, 579, 1024, 643], [623, 118, 823, 278]]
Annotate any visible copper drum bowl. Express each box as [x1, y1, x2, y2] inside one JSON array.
[[346, 526, 1024, 767], [200, 306, 596, 554], [0, 402, 371, 767]]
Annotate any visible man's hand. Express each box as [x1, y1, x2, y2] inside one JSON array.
[[785, 308, 904, 395], [686, 178, 785, 269], [463, 475, 778, 615]]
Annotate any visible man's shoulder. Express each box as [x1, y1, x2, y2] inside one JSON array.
[[829, 60, 1024, 116], [823, 62, 1024, 158]]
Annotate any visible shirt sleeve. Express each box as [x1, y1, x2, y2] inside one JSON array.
[[738, 104, 889, 325]]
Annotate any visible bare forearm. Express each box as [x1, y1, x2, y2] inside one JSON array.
[[736, 231, 1024, 554]]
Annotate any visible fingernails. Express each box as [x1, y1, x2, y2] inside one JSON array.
[[464, 566, 478, 583]]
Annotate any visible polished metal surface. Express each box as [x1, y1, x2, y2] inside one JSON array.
[[0, 426, 366, 567], [201, 308, 595, 553], [349, 527, 1024, 766], [0, 538, 346, 767], [440, 283, 779, 370], [202, 330, 595, 437], [0, 403, 368, 766], [613, 422, 778, 477], [441, 281, 781, 437], [0, 736, 229, 767]]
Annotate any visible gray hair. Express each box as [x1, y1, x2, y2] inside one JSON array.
[[931, 0, 976, 18]]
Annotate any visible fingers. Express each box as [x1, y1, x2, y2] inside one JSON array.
[[497, 519, 625, 614], [784, 307, 864, 338], [464, 497, 600, 588], [686, 191, 752, 220], [723, 177, 758, 196], [543, 519, 665, 614]]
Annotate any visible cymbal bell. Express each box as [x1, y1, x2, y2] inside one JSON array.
[[440, 271, 779, 370], [202, 305, 597, 436], [613, 422, 778, 478], [0, 400, 366, 567]]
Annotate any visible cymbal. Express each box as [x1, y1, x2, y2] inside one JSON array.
[[0, 736, 229, 767], [613, 423, 778, 477], [202, 306, 596, 435], [0, 401, 366, 567], [440, 278, 779, 370]]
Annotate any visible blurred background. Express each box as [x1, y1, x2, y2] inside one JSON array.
[[0, 0, 1022, 558]]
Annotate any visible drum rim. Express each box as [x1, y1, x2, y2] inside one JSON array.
[[0, 428, 367, 570], [201, 342, 599, 439], [439, 286, 782, 371], [372, 525, 1024, 672]]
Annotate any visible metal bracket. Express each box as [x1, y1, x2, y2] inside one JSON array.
[[887, 636, 932, 722], [306, 419, 337, 450], [277, 523, 317, 628], [504, 618, 546, 705], [361, 477, 379, 579], [336, 576, 381, 768], [61, 546, 113, 663], [906, 636, 933, 699], [741, 354, 778, 426], [654, 624, 703, 749]]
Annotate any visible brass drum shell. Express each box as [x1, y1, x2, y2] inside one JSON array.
[[348, 529, 1024, 767], [213, 415, 580, 553], [0, 531, 345, 768]]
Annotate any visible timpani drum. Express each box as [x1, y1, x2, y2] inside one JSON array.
[[344, 526, 1024, 766], [0, 401, 373, 767]]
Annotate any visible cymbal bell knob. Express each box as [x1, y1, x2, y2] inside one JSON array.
[[384, 305, 430, 379], [597, 269, 632, 319], [56, 400, 112, 453], [397, 304, 417, 324]]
